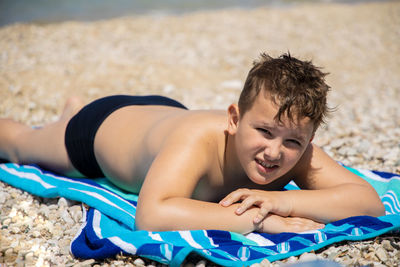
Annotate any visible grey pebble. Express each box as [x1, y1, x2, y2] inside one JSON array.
[[375, 247, 388, 262]]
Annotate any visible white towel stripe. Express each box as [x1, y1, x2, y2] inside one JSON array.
[[0, 164, 56, 189], [179, 231, 203, 249], [69, 188, 135, 220]]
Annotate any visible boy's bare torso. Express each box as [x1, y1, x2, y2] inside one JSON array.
[[93, 105, 291, 202]]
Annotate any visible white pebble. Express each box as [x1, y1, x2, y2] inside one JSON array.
[[24, 251, 35, 264], [195, 260, 206, 267], [0, 191, 6, 204], [75, 259, 95, 267], [31, 230, 41, 238], [60, 209, 74, 225], [260, 259, 271, 267], [39, 205, 50, 218], [299, 252, 318, 262], [2, 218, 11, 226], [69, 205, 83, 223], [375, 247, 388, 262], [58, 197, 68, 208], [133, 258, 145, 266], [381, 240, 394, 251]]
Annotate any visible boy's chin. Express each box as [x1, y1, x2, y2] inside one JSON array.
[[249, 173, 277, 185]]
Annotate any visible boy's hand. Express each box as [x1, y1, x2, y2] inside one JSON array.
[[219, 189, 293, 224], [255, 214, 325, 234]]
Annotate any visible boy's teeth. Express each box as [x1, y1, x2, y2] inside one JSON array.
[[258, 159, 275, 168]]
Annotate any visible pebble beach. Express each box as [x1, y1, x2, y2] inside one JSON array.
[[1, 1, 400, 266]]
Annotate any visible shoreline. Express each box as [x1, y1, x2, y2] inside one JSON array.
[[1, 0, 392, 27]]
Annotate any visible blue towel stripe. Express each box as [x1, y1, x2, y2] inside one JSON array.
[[1, 162, 399, 267]]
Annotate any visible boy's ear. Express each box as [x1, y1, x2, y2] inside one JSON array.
[[227, 104, 240, 135]]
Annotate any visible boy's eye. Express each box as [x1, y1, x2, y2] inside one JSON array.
[[257, 128, 272, 136], [287, 139, 302, 147]]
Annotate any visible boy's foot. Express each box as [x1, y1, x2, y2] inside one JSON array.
[[0, 118, 30, 163], [59, 96, 84, 121]]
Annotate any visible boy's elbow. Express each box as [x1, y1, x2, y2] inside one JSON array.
[[135, 202, 173, 231], [370, 199, 385, 217], [357, 184, 386, 217], [135, 205, 162, 231], [362, 189, 385, 217], [135, 213, 152, 231]]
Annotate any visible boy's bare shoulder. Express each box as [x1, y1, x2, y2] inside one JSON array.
[[139, 110, 227, 200], [160, 110, 227, 165]]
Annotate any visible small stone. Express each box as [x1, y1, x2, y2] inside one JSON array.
[[69, 205, 83, 223], [260, 259, 271, 267], [9, 226, 20, 234], [330, 139, 346, 148], [31, 230, 41, 238], [60, 209, 74, 225], [4, 248, 17, 262], [381, 239, 394, 251], [24, 251, 35, 264], [342, 258, 356, 266], [133, 257, 145, 266], [195, 260, 206, 267], [39, 205, 50, 218], [0, 192, 6, 204], [250, 264, 262, 267], [10, 191, 19, 199], [299, 252, 318, 262], [2, 218, 11, 226], [365, 251, 378, 261], [48, 204, 58, 210], [58, 197, 69, 208], [375, 247, 388, 262], [75, 259, 95, 267]]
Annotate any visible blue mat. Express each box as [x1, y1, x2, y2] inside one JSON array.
[[1, 163, 399, 266]]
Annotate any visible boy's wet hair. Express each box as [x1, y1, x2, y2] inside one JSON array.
[[239, 53, 331, 130]]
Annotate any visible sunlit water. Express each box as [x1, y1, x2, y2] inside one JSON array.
[[0, 0, 381, 26]]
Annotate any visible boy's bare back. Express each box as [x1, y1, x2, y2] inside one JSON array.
[[93, 105, 230, 199]]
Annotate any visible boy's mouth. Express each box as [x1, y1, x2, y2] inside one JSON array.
[[255, 158, 279, 172]]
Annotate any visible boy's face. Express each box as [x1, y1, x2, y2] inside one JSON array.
[[228, 92, 314, 185]]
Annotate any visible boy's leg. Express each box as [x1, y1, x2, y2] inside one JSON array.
[[0, 97, 85, 177]]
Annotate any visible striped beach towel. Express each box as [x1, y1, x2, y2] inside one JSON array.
[[0, 163, 399, 266]]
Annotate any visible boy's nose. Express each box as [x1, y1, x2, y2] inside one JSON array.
[[264, 141, 282, 162]]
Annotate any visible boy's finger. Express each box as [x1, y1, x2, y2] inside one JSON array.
[[219, 189, 250, 206], [253, 214, 264, 224], [253, 205, 271, 223], [219, 194, 238, 206], [219, 193, 235, 206], [235, 197, 257, 214]]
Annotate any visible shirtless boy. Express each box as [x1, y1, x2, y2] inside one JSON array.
[[0, 53, 384, 234]]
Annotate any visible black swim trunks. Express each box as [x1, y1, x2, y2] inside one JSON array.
[[65, 95, 187, 178]]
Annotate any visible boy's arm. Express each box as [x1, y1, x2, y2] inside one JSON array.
[[288, 144, 385, 222], [135, 128, 258, 234], [135, 128, 322, 234], [221, 144, 385, 224]]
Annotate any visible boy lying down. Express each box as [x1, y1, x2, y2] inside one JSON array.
[[0, 53, 384, 234]]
